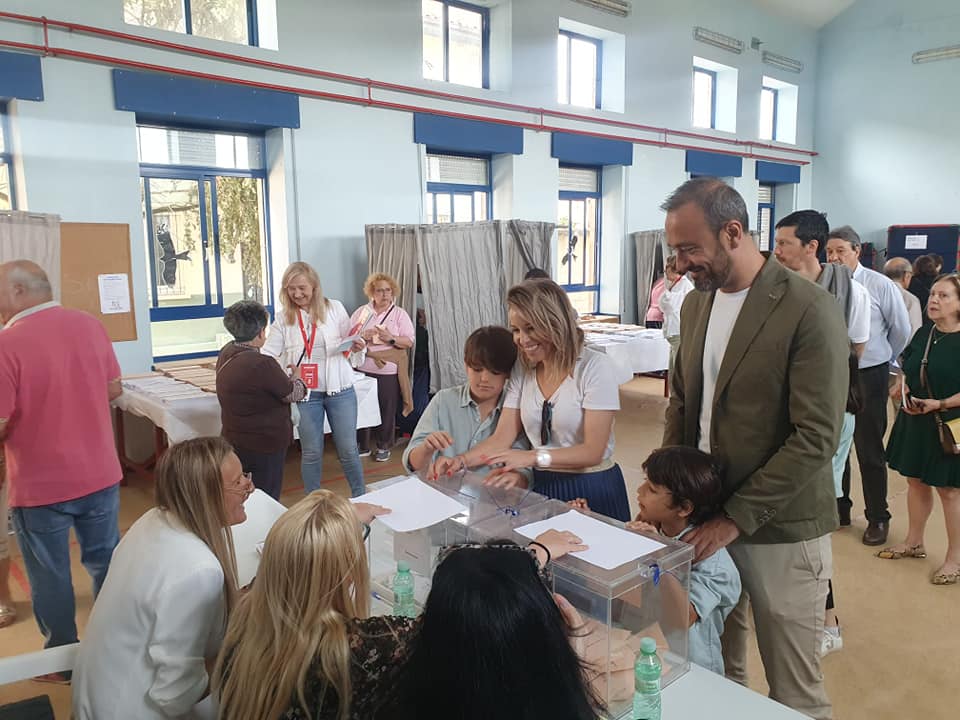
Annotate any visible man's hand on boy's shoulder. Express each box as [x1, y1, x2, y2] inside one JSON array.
[[684, 516, 740, 563]]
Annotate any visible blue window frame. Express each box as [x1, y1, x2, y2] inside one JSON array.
[[422, 0, 490, 89], [123, 0, 262, 47], [0, 102, 14, 210], [760, 85, 779, 141], [556, 165, 601, 314], [693, 66, 717, 129], [758, 183, 775, 252], [558, 30, 602, 110], [425, 151, 492, 223], [137, 125, 273, 361]]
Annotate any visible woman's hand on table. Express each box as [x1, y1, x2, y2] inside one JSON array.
[[352, 502, 391, 524], [428, 454, 464, 480], [482, 470, 528, 489]]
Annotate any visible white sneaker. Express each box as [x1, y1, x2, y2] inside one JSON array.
[[820, 628, 843, 657]]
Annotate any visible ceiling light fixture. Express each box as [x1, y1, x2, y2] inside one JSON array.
[[762, 51, 803, 73], [912, 44, 960, 64], [693, 27, 744, 55], [571, 0, 631, 17]]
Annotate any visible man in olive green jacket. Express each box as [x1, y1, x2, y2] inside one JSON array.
[[661, 178, 848, 720]]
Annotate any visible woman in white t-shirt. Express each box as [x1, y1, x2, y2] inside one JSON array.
[[262, 262, 367, 497], [434, 279, 630, 521]]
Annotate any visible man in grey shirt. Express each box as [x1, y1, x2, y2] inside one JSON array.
[[826, 227, 911, 545]]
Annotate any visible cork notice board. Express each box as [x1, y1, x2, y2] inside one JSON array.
[[60, 222, 138, 342]]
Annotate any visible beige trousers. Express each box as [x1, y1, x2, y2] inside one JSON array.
[[722, 535, 833, 720]]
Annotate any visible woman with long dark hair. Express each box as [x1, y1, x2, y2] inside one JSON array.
[[909, 254, 938, 321], [378, 540, 603, 720]]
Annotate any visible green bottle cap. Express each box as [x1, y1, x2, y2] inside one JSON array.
[[397, 561, 410, 573], [640, 637, 657, 655]]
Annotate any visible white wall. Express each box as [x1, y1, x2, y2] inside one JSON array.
[[813, 0, 960, 252], [0, 0, 821, 371]]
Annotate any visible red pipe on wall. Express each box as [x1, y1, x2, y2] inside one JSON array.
[[0, 35, 810, 166], [0, 9, 816, 160]]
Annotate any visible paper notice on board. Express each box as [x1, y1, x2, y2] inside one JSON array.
[[97, 273, 131, 314], [905, 234, 928, 250]]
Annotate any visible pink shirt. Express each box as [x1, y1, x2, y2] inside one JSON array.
[[646, 277, 666, 323], [350, 303, 415, 376], [0, 303, 122, 507]]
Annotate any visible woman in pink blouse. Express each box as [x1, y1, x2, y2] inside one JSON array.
[[351, 273, 415, 462]]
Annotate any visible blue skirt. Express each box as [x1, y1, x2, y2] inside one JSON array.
[[533, 464, 631, 522]]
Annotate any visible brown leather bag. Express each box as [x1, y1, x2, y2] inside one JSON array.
[[920, 329, 960, 456]]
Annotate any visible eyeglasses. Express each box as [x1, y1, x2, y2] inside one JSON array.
[[541, 400, 554, 446], [224, 471, 254, 498]]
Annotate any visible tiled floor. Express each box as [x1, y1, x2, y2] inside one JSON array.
[[1, 376, 956, 719]]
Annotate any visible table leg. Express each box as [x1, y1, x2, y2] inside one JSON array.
[[114, 406, 160, 482]]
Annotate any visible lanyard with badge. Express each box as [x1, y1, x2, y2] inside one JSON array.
[[297, 311, 319, 389]]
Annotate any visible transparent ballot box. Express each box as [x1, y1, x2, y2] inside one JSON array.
[[469, 499, 694, 720], [364, 473, 551, 614]]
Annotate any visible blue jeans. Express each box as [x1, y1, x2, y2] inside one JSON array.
[[298, 386, 365, 497], [12, 483, 120, 648]]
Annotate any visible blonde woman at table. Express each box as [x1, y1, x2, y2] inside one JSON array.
[[433, 279, 631, 521], [263, 262, 367, 497], [73, 437, 253, 720]]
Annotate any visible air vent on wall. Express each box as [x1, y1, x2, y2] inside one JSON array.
[[762, 51, 804, 73], [693, 27, 744, 55], [571, 0, 631, 17], [912, 44, 960, 64]]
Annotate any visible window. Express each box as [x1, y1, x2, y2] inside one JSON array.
[[692, 57, 738, 133], [557, 30, 601, 109], [422, 0, 488, 88], [0, 104, 13, 210], [556, 166, 601, 314], [137, 126, 273, 360], [425, 152, 491, 223], [692, 67, 717, 129], [757, 183, 775, 252], [759, 85, 778, 141], [123, 0, 276, 48]]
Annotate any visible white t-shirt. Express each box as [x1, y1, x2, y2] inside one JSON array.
[[503, 347, 620, 461], [847, 278, 871, 345], [698, 288, 750, 453]]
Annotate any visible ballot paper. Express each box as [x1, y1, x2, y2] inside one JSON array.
[[337, 334, 362, 353], [351, 477, 468, 533], [515, 510, 666, 570]]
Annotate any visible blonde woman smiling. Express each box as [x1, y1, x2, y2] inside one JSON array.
[[263, 262, 367, 497], [434, 279, 630, 521], [73, 437, 253, 720]]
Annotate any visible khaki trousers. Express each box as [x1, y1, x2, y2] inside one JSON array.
[[722, 535, 833, 720]]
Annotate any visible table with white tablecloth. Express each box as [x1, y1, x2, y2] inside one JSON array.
[[581, 323, 671, 392], [113, 373, 381, 476]]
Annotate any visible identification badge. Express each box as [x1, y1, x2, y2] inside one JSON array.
[[301, 363, 319, 389]]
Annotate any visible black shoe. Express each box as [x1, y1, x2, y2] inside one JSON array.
[[862, 521, 889, 546], [837, 503, 851, 527]]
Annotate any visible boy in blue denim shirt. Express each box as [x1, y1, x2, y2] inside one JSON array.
[[572, 445, 741, 674]]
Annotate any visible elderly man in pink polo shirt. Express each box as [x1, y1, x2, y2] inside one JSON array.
[[0, 260, 123, 665]]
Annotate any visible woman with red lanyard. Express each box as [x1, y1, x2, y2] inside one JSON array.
[[351, 273, 415, 463], [262, 262, 367, 496]]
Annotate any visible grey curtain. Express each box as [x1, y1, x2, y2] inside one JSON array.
[[0, 211, 61, 299], [365, 223, 419, 336], [417, 222, 506, 392], [632, 229, 667, 322], [499, 219, 555, 290]]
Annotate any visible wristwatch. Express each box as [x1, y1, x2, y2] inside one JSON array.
[[388, 338, 396, 345], [535, 451, 553, 468]]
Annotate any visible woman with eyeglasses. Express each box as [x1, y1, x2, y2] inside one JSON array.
[[73, 437, 253, 720], [432, 279, 631, 521], [213, 488, 584, 720]]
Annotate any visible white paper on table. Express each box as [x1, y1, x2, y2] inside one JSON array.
[[515, 510, 666, 570], [97, 273, 131, 314], [351, 477, 468, 532], [904, 234, 927, 250]]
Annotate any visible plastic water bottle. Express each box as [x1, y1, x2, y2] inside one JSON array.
[[392, 561, 416, 617], [633, 636, 662, 720]]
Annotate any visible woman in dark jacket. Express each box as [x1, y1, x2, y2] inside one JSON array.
[[216, 300, 305, 499], [909, 254, 938, 321]]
